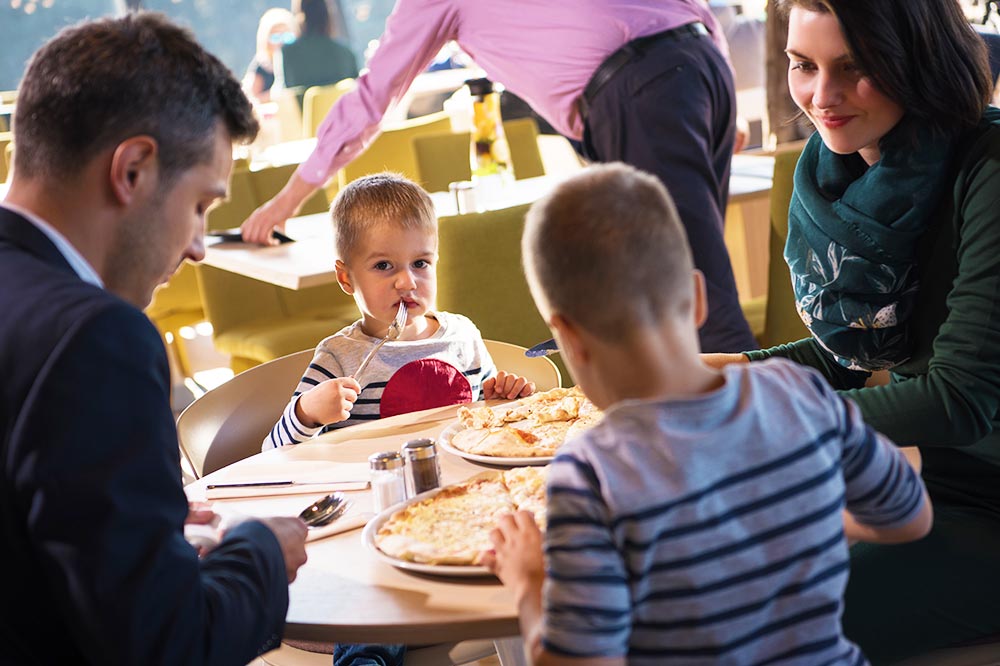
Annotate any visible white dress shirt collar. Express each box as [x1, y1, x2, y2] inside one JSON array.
[[0, 201, 104, 288]]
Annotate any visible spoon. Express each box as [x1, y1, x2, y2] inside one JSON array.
[[299, 492, 350, 528], [352, 300, 408, 381]]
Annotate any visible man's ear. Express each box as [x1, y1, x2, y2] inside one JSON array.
[[108, 136, 159, 207], [335, 259, 354, 295], [692, 269, 709, 329], [549, 313, 589, 366]]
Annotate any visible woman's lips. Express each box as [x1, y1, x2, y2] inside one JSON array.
[[818, 114, 854, 129]]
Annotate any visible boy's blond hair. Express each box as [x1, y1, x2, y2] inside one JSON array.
[[332, 172, 437, 262], [522, 163, 694, 341]]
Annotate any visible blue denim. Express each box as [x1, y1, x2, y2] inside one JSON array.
[[332, 643, 406, 666]]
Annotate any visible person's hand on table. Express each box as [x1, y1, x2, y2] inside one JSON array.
[[296, 377, 361, 427], [184, 502, 222, 556], [481, 511, 544, 601], [239, 172, 318, 245], [483, 372, 535, 400], [258, 516, 309, 583]]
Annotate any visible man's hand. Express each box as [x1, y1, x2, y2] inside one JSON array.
[[481, 511, 544, 602], [483, 372, 535, 400], [295, 377, 362, 427], [184, 502, 222, 556], [258, 516, 309, 583]]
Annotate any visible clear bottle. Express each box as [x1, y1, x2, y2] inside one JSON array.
[[402, 438, 441, 496], [369, 450, 407, 513], [466, 77, 514, 205]]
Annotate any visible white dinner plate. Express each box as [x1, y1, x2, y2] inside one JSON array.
[[437, 420, 554, 467], [361, 489, 494, 577]]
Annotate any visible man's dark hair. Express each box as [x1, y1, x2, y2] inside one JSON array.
[[294, 0, 332, 37], [13, 11, 258, 183], [777, 0, 993, 132]]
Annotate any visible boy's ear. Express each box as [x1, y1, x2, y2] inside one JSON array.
[[549, 313, 589, 366], [692, 269, 708, 328], [335, 259, 354, 295]]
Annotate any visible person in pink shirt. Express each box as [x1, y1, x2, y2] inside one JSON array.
[[241, 0, 757, 354]]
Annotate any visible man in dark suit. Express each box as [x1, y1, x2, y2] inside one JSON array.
[[0, 13, 308, 665]]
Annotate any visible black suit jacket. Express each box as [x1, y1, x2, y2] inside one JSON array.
[[0, 206, 289, 665]]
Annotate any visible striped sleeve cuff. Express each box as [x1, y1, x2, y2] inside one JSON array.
[[263, 395, 323, 450]]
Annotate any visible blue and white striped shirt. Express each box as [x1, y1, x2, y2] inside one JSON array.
[[264, 311, 495, 450], [543, 358, 924, 665]]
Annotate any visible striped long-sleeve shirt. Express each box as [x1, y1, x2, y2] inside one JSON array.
[[543, 358, 925, 665], [263, 311, 495, 450]]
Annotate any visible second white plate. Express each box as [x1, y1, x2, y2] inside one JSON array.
[[437, 420, 554, 466]]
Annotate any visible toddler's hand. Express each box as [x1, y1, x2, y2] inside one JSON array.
[[481, 511, 544, 602], [483, 371, 535, 400], [296, 377, 362, 427]]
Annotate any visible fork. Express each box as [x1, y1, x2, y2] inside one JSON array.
[[352, 300, 407, 381]]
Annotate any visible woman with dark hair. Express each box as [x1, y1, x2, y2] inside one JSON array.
[[708, 0, 1000, 662], [278, 0, 358, 91]]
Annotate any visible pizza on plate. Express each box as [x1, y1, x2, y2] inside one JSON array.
[[374, 466, 548, 565], [450, 386, 602, 458]]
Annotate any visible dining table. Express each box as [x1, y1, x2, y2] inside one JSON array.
[[185, 402, 531, 663]]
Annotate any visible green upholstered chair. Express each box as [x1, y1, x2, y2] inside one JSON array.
[[337, 111, 454, 189], [0, 132, 11, 183], [144, 262, 205, 382], [197, 167, 357, 372], [247, 162, 330, 216], [739, 146, 810, 349], [302, 78, 355, 138], [436, 203, 568, 384], [503, 117, 545, 180]]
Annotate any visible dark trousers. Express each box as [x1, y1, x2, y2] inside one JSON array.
[[843, 502, 1000, 664], [582, 33, 757, 353]]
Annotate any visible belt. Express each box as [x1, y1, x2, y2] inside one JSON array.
[[581, 22, 708, 119]]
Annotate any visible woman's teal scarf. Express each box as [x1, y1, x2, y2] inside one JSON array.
[[785, 116, 960, 371]]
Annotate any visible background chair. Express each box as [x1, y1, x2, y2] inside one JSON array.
[[0, 131, 11, 182], [302, 78, 356, 138], [177, 349, 313, 478], [337, 111, 454, 188], [484, 339, 560, 391], [144, 262, 205, 384], [198, 166, 357, 373], [436, 203, 568, 383], [739, 146, 810, 349]]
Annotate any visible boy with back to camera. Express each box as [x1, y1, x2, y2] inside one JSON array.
[[481, 163, 933, 665], [264, 172, 534, 450]]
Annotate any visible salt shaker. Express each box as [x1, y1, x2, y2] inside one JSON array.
[[369, 451, 407, 513], [402, 438, 441, 496]]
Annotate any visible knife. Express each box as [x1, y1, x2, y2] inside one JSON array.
[[525, 338, 559, 357], [206, 480, 368, 489]]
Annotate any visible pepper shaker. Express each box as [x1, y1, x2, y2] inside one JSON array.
[[369, 450, 407, 513], [402, 438, 441, 496]]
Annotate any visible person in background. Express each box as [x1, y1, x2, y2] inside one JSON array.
[[243, 7, 298, 104], [483, 162, 931, 665], [705, 0, 1000, 662], [264, 172, 534, 451], [277, 0, 359, 92], [0, 13, 308, 664], [241, 0, 759, 354]]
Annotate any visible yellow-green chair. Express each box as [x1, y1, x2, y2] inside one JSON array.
[[436, 203, 568, 383], [198, 167, 357, 373], [0, 132, 11, 183], [739, 147, 810, 350], [337, 111, 454, 188], [145, 262, 205, 382], [503, 117, 545, 180], [302, 78, 356, 138], [411, 118, 546, 193]]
